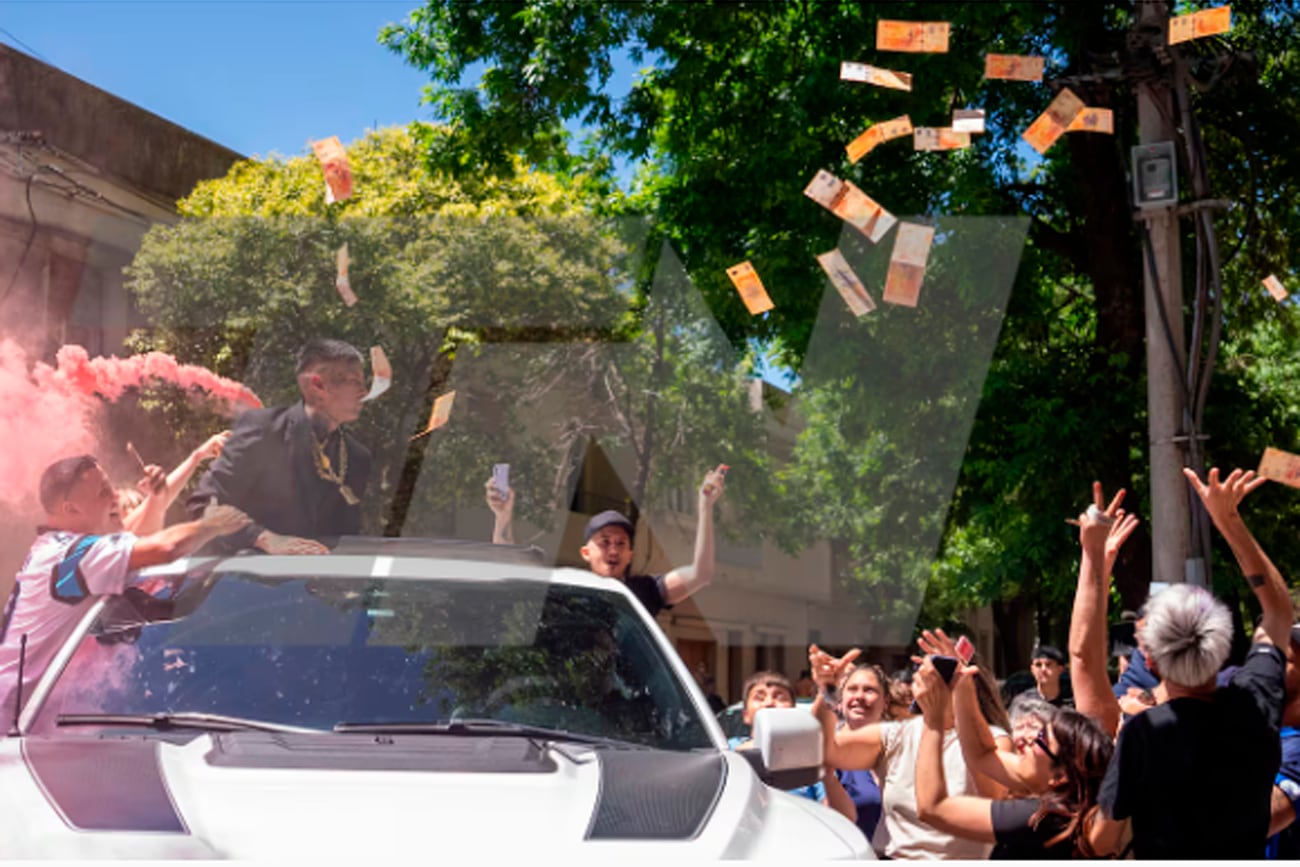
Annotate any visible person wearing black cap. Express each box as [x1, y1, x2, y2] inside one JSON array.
[[1030, 645, 1073, 708], [489, 465, 727, 618]]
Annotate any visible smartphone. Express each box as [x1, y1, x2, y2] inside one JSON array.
[[955, 635, 975, 665], [932, 655, 959, 684], [909, 655, 959, 715], [492, 463, 510, 497]]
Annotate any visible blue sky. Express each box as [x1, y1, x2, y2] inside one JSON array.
[[1, 0, 472, 159]]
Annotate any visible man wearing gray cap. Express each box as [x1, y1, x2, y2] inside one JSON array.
[[490, 465, 727, 617]]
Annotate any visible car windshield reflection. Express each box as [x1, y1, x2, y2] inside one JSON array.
[[30, 572, 713, 752]]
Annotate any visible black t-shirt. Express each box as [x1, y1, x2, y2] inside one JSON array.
[[990, 798, 1074, 859], [624, 573, 670, 618], [1099, 642, 1285, 860]]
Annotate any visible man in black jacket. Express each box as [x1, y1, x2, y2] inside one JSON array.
[[186, 339, 372, 554]]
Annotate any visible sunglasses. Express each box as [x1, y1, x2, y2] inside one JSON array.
[[1034, 728, 1060, 764]]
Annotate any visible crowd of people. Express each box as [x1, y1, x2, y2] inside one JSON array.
[[2, 336, 1298, 859]]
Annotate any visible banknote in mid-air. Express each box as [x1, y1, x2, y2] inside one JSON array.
[[1022, 88, 1085, 154], [1263, 274, 1288, 302], [412, 391, 456, 440], [816, 249, 877, 317], [335, 243, 357, 307], [803, 170, 897, 244], [363, 345, 391, 402], [984, 53, 1045, 81], [1258, 446, 1300, 488], [883, 222, 936, 307], [913, 127, 972, 151], [846, 115, 914, 162], [839, 61, 913, 90], [876, 19, 950, 53], [952, 109, 986, 134], [312, 136, 353, 204], [1168, 5, 1231, 44], [726, 261, 776, 315], [1067, 107, 1114, 134]]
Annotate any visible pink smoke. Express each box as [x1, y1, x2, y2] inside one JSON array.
[[0, 339, 99, 514], [36, 345, 262, 412]]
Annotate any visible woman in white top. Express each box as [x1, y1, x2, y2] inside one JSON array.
[[809, 632, 1012, 860]]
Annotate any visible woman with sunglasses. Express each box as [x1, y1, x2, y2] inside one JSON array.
[[914, 656, 1114, 858]]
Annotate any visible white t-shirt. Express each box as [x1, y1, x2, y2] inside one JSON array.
[[0, 531, 138, 712], [871, 716, 1002, 860]]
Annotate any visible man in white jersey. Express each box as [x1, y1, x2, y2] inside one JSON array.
[[0, 454, 250, 719]]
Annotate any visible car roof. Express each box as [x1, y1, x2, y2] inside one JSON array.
[[137, 537, 631, 599]]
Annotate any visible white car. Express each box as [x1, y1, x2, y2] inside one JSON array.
[[0, 539, 870, 859]]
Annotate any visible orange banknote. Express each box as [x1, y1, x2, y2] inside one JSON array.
[[312, 136, 353, 204], [1258, 446, 1300, 489], [846, 115, 913, 163], [816, 249, 876, 317], [1022, 88, 1085, 154], [913, 127, 972, 151], [877, 20, 950, 53], [412, 391, 456, 440], [1067, 107, 1114, 134], [840, 62, 913, 91], [1264, 274, 1288, 301], [984, 53, 1045, 81], [726, 261, 775, 315], [363, 346, 391, 402], [803, 171, 897, 243], [1168, 5, 1231, 44], [883, 222, 936, 307]]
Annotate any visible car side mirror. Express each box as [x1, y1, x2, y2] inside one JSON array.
[[744, 707, 823, 789]]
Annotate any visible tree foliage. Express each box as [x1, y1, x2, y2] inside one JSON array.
[[383, 0, 1300, 664]]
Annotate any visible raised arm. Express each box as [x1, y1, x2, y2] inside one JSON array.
[[950, 663, 1029, 792], [1184, 467, 1292, 653], [1068, 483, 1138, 738], [661, 465, 726, 605], [914, 659, 997, 843], [485, 477, 515, 544], [808, 644, 884, 770]]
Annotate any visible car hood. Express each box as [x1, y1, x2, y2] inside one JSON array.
[[0, 733, 869, 859]]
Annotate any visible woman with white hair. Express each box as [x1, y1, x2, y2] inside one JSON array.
[[1089, 468, 1292, 859]]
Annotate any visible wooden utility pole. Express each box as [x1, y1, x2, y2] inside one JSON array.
[[1135, 0, 1194, 586]]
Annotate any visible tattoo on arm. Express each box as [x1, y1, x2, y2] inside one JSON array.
[[1247, 574, 1265, 588]]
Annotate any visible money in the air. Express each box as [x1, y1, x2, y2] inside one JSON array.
[[335, 243, 357, 307], [726, 261, 776, 315], [883, 222, 936, 307], [984, 54, 1045, 81], [1021, 88, 1085, 154], [312, 136, 353, 204], [816, 249, 877, 317], [839, 62, 913, 91], [876, 20, 950, 53]]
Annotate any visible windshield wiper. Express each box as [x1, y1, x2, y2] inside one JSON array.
[[332, 718, 645, 749], [56, 712, 320, 734]]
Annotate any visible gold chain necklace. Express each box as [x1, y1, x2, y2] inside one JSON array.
[[311, 431, 359, 506]]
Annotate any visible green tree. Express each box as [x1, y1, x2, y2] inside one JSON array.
[[383, 0, 1300, 667]]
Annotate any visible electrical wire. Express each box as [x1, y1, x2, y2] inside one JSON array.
[[0, 155, 39, 308]]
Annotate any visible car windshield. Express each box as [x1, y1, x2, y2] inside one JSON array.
[[29, 571, 714, 751]]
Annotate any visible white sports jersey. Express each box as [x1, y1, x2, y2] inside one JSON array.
[[0, 531, 138, 713]]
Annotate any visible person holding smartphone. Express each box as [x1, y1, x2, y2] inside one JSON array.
[[808, 637, 1011, 859], [914, 655, 1115, 858]]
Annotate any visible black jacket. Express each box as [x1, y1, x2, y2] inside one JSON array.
[[186, 402, 372, 552]]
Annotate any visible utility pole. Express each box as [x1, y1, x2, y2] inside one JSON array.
[[1134, 0, 1194, 586]]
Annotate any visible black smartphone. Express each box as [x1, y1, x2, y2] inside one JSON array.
[[909, 655, 959, 715]]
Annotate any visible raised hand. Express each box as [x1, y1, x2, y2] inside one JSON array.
[[913, 657, 950, 722], [699, 464, 728, 507], [1183, 467, 1266, 529], [193, 430, 232, 463], [485, 477, 515, 518], [916, 628, 958, 660], [136, 464, 167, 496], [808, 644, 861, 690]]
